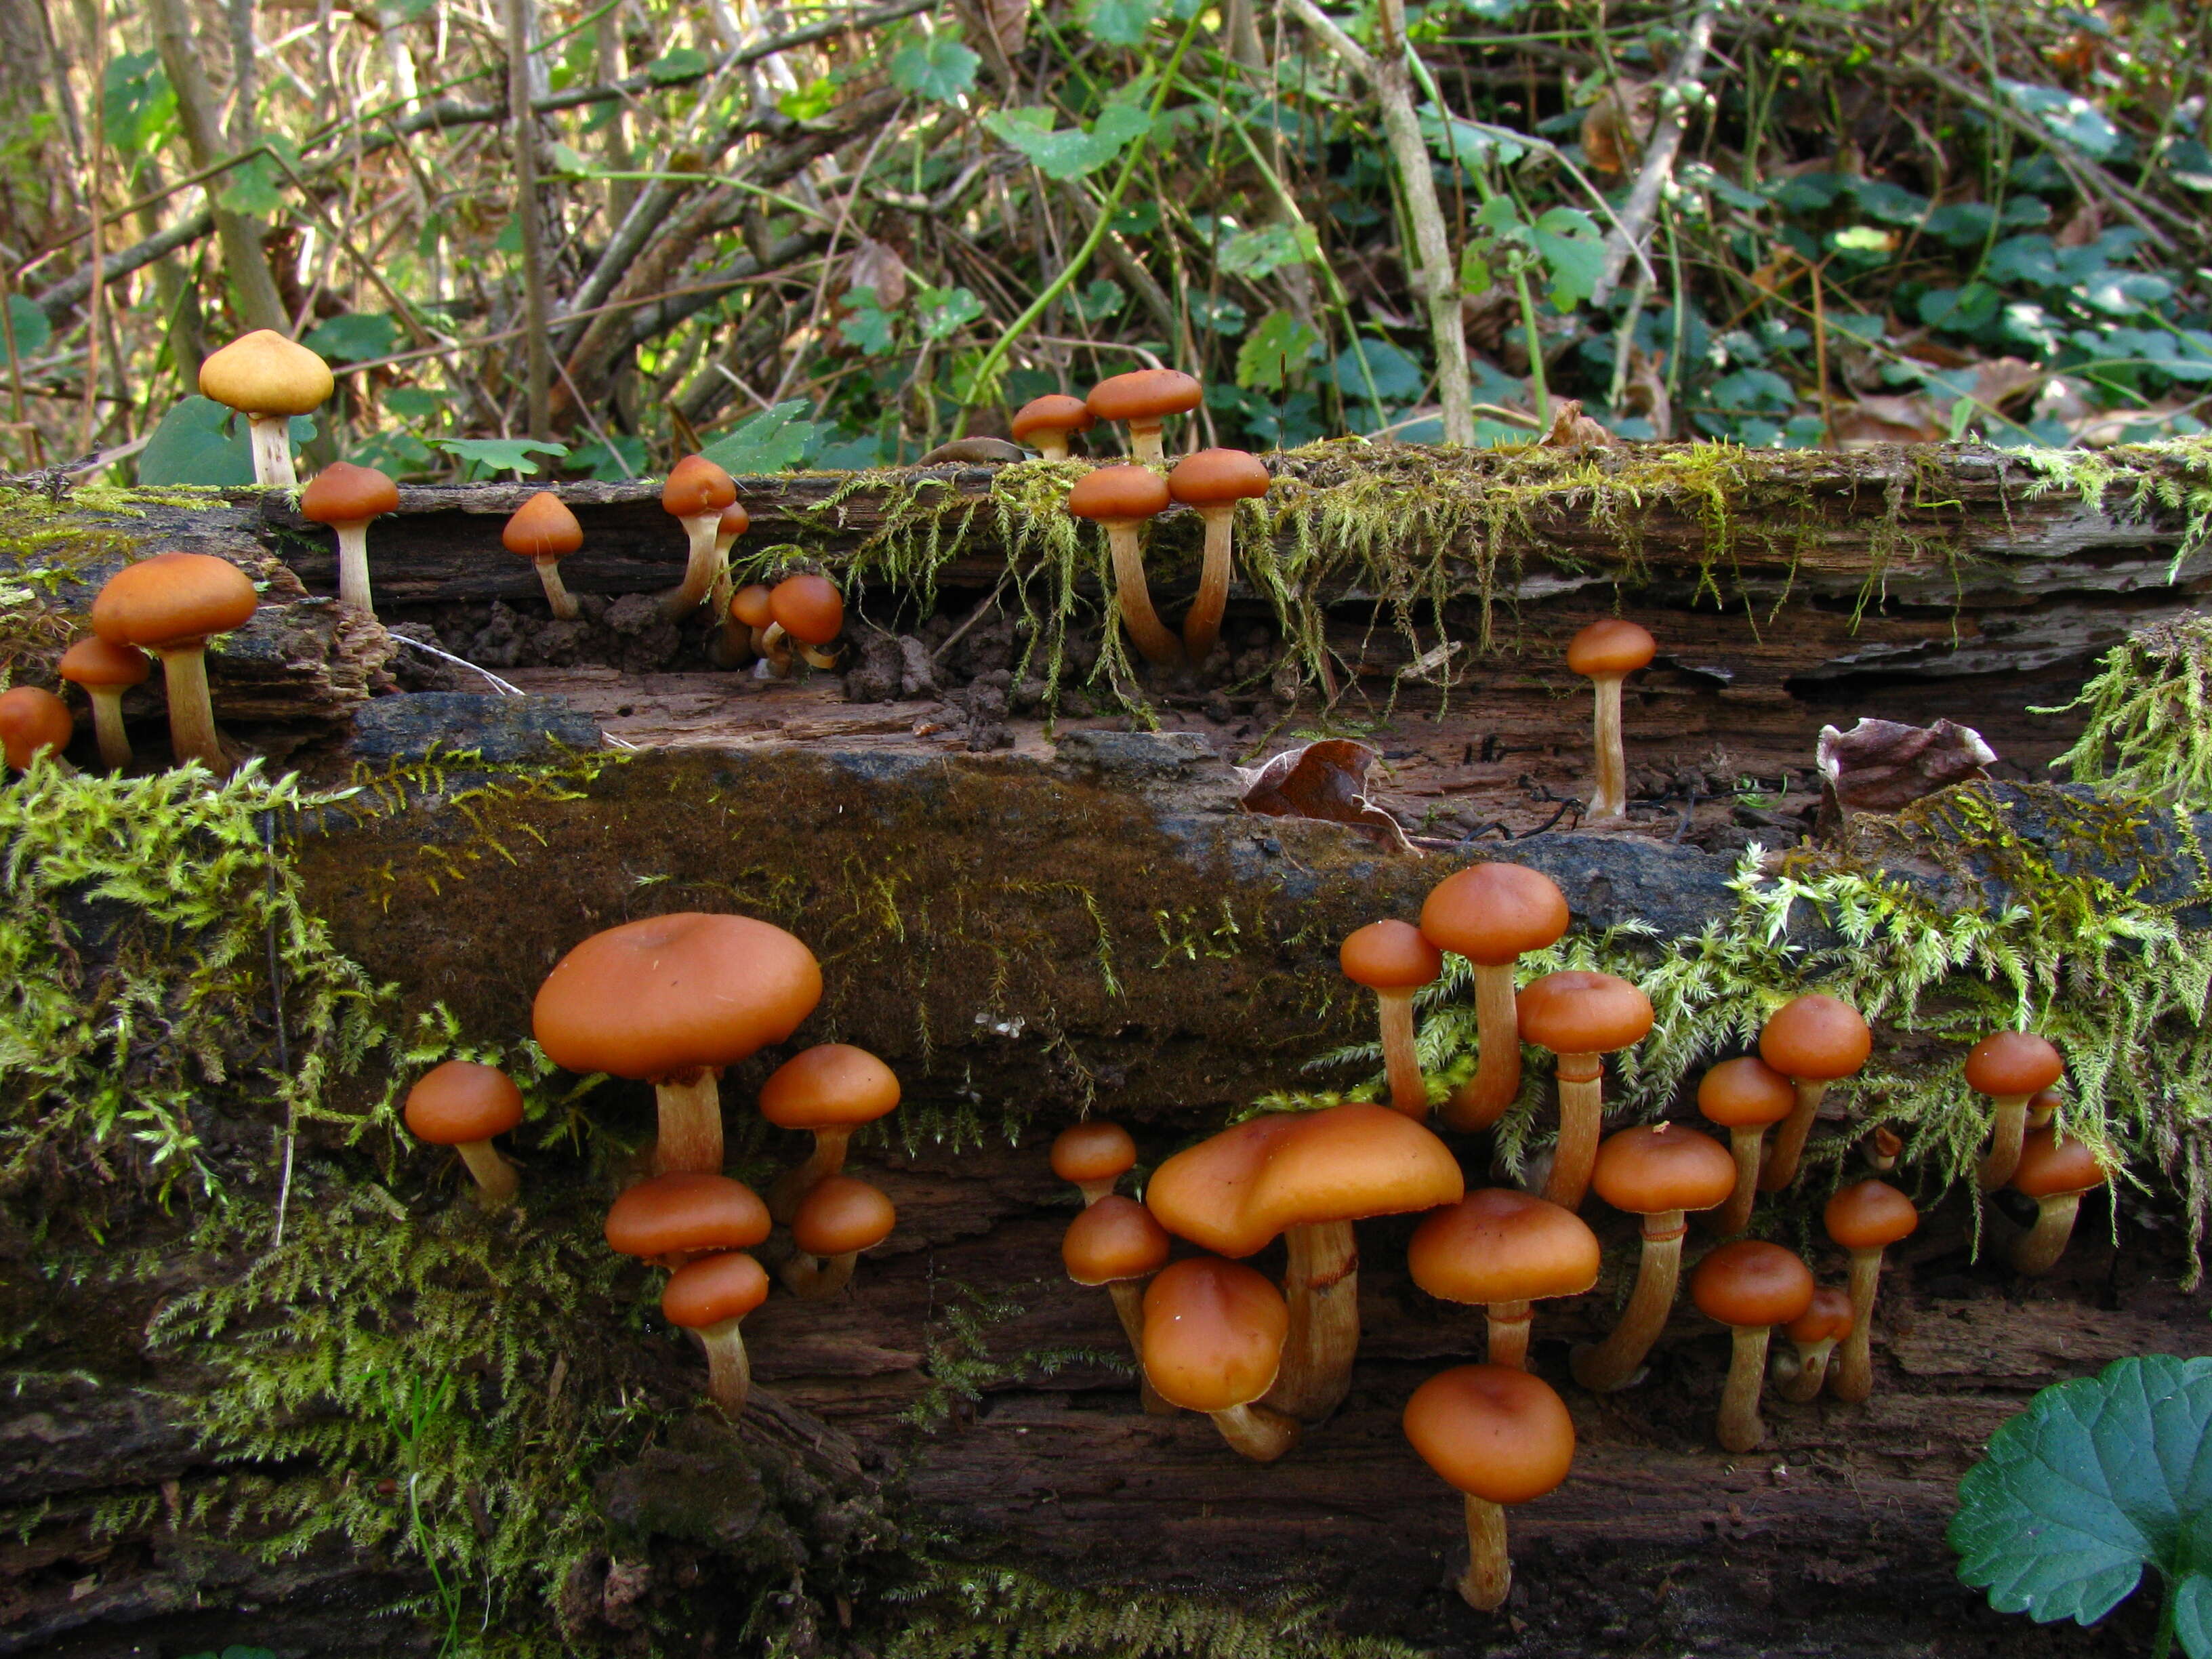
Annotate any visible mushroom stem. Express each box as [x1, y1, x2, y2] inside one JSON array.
[[1074, 1178, 1118, 1207], [1127, 420, 1166, 465], [1183, 504, 1236, 661], [1977, 1094, 2032, 1192], [156, 644, 228, 774], [1831, 1245, 1887, 1404], [1456, 1494, 1513, 1612], [1209, 1401, 1302, 1462], [1717, 1324, 1774, 1452], [650, 1070, 725, 1176], [769, 1126, 855, 1224], [2011, 1193, 2084, 1276], [86, 687, 131, 771], [1035, 434, 1070, 462], [1715, 1126, 1766, 1236], [246, 413, 297, 489], [1486, 1299, 1533, 1370], [1759, 1079, 1828, 1193], [780, 1250, 858, 1299], [333, 523, 375, 613], [758, 622, 794, 678], [1103, 520, 1182, 666], [697, 1317, 752, 1418], [1540, 1052, 1604, 1210], [533, 556, 579, 621], [1442, 964, 1522, 1132], [1588, 672, 1629, 821], [1266, 1219, 1359, 1422], [1107, 1280, 1176, 1415], [1375, 987, 1428, 1117], [1773, 1336, 1837, 1403], [662, 512, 724, 617], [453, 1139, 520, 1207], [1571, 1211, 1685, 1393]]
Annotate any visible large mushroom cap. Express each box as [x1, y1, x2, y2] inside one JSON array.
[[502, 491, 583, 558], [769, 574, 844, 645], [1408, 1189, 1600, 1305], [1340, 919, 1443, 989], [1565, 619, 1655, 678], [791, 1174, 896, 1256], [1691, 1240, 1816, 1328], [661, 1250, 770, 1329], [1964, 1031, 2064, 1097], [1758, 994, 1872, 1081], [1145, 1103, 1464, 1258], [1823, 1179, 1919, 1250], [1050, 1120, 1136, 1185], [300, 462, 399, 525], [1402, 1364, 1576, 1504], [0, 687, 73, 769], [662, 454, 737, 516], [1591, 1124, 1736, 1215], [606, 1172, 771, 1256], [1696, 1056, 1799, 1128], [1168, 448, 1270, 507], [1088, 369, 1202, 425], [758, 1043, 900, 1129], [1140, 1255, 1288, 1412], [1418, 863, 1570, 966], [1066, 464, 1170, 523], [1516, 970, 1654, 1056], [91, 553, 259, 650], [1010, 394, 1095, 443], [2011, 1128, 2108, 1199], [403, 1060, 525, 1145], [533, 913, 821, 1082], [1063, 1193, 1171, 1285], [1786, 1285, 1855, 1344], [199, 330, 333, 416], [58, 636, 152, 689]]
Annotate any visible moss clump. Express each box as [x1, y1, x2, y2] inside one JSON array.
[[2038, 611, 2212, 806]]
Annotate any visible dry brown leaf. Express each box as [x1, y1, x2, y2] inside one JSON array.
[[1817, 717, 1996, 814], [1580, 80, 1652, 177], [1542, 398, 1617, 448], [1235, 739, 1418, 856], [846, 238, 909, 308], [1831, 395, 1945, 447], [2055, 201, 2104, 249]]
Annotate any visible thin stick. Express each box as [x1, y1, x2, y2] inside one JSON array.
[[506, 0, 550, 435]]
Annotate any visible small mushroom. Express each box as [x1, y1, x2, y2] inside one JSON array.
[[89, 552, 260, 774], [300, 462, 400, 617], [1690, 1240, 1815, 1452], [1564, 619, 1655, 823], [403, 1060, 526, 1206], [1166, 448, 1270, 662], [1822, 1179, 1919, 1404], [1067, 464, 1179, 667], [1696, 1057, 1799, 1235], [1408, 1189, 1600, 1370], [1339, 919, 1443, 1116], [759, 1043, 902, 1222], [761, 573, 845, 674], [661, 1250, 771, 1418], [605, 1172, 773, 1269], [1086, 368, 1202, 464], [1864, 1126, 1903, 1173], [1756, 994, 1872, 1192], [1570, 1123, 1737, 1393], [58, 637, 150, 770], [1010, 394, 1095, 461], [1418, 862, 1571, 1132], [1965, 1030, 2065, 1192], [1772, 1285, 1853, 1403], [2008, 1128, 2110, 1275], [198, 330, 333, 488], [501, 491, 584, 621], [715, 582, 775, 670], [1061, 1193, 1175, 1414], [660, 454, 740, 618], [0, 687, 74, 773], [1403, 1364, 1576, 1612], [1050, 1120, 1138, 1206], [2026, 1088, 2061, 1134], [1515, 970, 1655, 1210], [781, 1174, 895, 1298], [1140, 1255, 1301, 1461]]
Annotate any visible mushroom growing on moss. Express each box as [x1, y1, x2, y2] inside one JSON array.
[[1087, 368, 1202, 464], [2009, 1128, 2110, 1276], [1067, 464, 1179, 667], [199, 330, 333, 488], [90, 552, 260, 774], [1408, 1189, 1600, 1370], [58, 636, 150, 770], [1340, 919, 1443, 1116], [1167, 448, 1270, 662], [1419, 862, 1572, 1132], [1690, 1239, 1815, 1452], [1516, 970, 1655, 1210], [760, 573, 846, 674], [1141, 1255, 1300, 1461], [1696, 1056, 1799, 1235], [1050, 1120, 1138, 1206], [660, 454, 739, 618], [501, 491, 583, 621], [1773, 1285, 1853, 1403], [782, 1174, 895, 1298], [605, 1172, 773, 1268], [403, 1060, 526, 1206], [760, 1043, 902, 1222], [1822, 1179, 1919, 1404], [1404, 1364, 1576, 1612], [1063, 1193, 1174, 1414], [0, 687, 74, 772], [1966, 1030, 2066, 1192], [1010, 394, 1094, 461], [301, 462, 400, 617], [1570, 1123, 1736, 1393], [1757, 994, 1872, 1192], [661, 1250, 771, 1418], [1565, 619, 1655, 822]]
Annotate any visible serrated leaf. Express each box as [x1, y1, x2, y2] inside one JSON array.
[[1235, 309, 1318, 392], [4, 294, 50, 360], [302, 312, 399, 364], [647, 47, 710, 83], [983, 101, 1148, 181], [432, 436, 569, 476], [697, 399, 817, 474], [138, 396, 255, 486], [838, 288, 897, 355], [890, 33, 979, 102], [1531, 207, 1604, 309], [914, 283, 983, 342], [1078, 0, 1157, 47]]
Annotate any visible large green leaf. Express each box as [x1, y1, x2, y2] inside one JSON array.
[[698, 400, 817, 474], [138, 396, 254, 486], [889, 32, 979, 102], [1951, 1355, 2212, 1650], [432, 436, 568, 477], [4, 295, 51, 361], [983, 101, 1149, 181]]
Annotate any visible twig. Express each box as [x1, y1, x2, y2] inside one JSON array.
[[506, 0, 552, 434], [1592, 0, 1723, 308], [262, 809, 296, 1250]]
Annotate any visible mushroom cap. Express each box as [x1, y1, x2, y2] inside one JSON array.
[[91, 553, 259, 650], [403, 1059, 525, 1145], [1408, 1188, 1600, 1306], [1145, 1102, 1464, 1258], [1785, 1285, 1855, 1345], [791, 1174, 897, 1256], [1758, 994, 1872, 1082], [199, 329, 333, 416], [662, 454, 738, 516], [2011, 1128, 2109, 1200], [0, 687, 73, 769], [1140, 1254, 1287, 1412], [661, 1250, 770, 1329], [1010, 394, 1096, 441], [1696, 1056, 1799, 1128], [719, 501, 752, 537], [533, 913, 822, 1082], [769, 573, 844, 646], [730, 583, 776, 628], [1691, 1239, 1816, 1328], [1402, 1363, 1576, 1504], [1516, 970, 1654, 1057], [1063, 1193, 1171, 1285], [1565, 618, 1655, 678], [503, 491, 583, 559], [1167, 448, 1271, 508], [1088, 368, 1202, 425], [300, 462, 399, 525], [1591, 1124, 1737, 1216], [1065, 464, 1170, 524], [1050, 1120, 1137, 1185], [1964, 1031, 2064, 1098], [1823, 1179, 1919, 1250], [1340, 919, 1443, 991], [758, 1042, 901, 1130], [605, 1172, 771, 1256], [58, 636, 152, 689], [1418, 862, 1570, 966]]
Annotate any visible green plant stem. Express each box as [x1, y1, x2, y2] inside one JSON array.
[[1511, 264, 1550, 430]]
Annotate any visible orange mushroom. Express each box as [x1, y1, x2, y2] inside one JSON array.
[[2009, 1128, 2110, 1275], [1570, 1123, 1736, 1392], [1696, 1056, 1799, 1235], [660, 454, 739, 618], [782, 1174, 896, 1298], [403, 1059, 526, 1206], [1690, 1240, 1815, 1452], [1965, 1031, 2066, 1192], [1340, 919, 1443, 1116], [1408, 1189, 1599, 1370], [1067, 464, 1179, 667], [1773, 1285, 1853, 1403], [0, 687, 74, 773], [1063, 1193, 1174, 1414], [1010, 394, 1094, 461], [1087, 368, 1202, 464], [1564, 619, 1654, 822], [300, 462, 399, 617], [1050, 1120, 1138, 1206], [1166, 448, 1269, 661], [501, 491, 584, 621], [715, 581, 776, 670], [1756, 994, 1872, 1192], [1822, 1179, 1919, 1403], [705, 499, 752, 624], [1515, 970, 1654, 1210], [1141, 1255, 1300, 1460], [759, 1043, 901, 1221], [605, 1172, 773, 1267], [57, 637, 150, 770], [760, 572, 846, 674], [661, 1250, 771, 1417], [1419, 862, 1571, 1131], [90, 552, 259, 773], [1404, 1364, 1576, 1611]]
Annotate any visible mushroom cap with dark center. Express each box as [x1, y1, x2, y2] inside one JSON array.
[[1010, 394, 1096, 443], [1145, 1102, 1464, 1257], [1050, 1120, 1136, 1186], [1758, 994, 1872, 1081], [0, 687, 73, 768], [300, 462, 399, 525], [91, 553, 259, 650], [1565, 619, 1655, 678], [1517, 970, 1654, 1056], [662, 454, 737, 516], [1418, 862, 1570, 966], [58, 636, 152, 690], [199, 330, 333, 415], [730, 584, 776, 628], [403, 1060, 525, 1145], [1140, 1255, 1287, 1412], [1786, 1286, 1855, 1345], [769, 574, 844, 645], [1088, 369, 1202, 425], [1340, 919, 1443, 990], [1964, 1031, 2064, 1097], [605, 1172, 771, 1256], [719, 501, 751, 538], [533, 913, 821, 1082], [1168, 448, 1270, 507], [503, 491, 583, 558], [1403, 1364, 1576, 1504], [1063, 1194, 1171, 1285], [661, 1250, 770, 1329], [1066, 464, 1170, 523], [1408, 1189, 1600, 1305], [791, 1174, 896, 1256], [1823, 1179, 1919, 1250], [1591, 1124, 1737, 1216], [2011, 1129, 2108, 1200], [1696, 1057, 1799, 1128], [759, 1043, 900, 1130], [1691, 1240, 1816, 1328]]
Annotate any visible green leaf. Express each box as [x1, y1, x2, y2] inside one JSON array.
[[1952, 1355, 2212, 1648], [1997, 79, 2123, 161], [1216, 222, 1315, 280], [569, 433, 649, 480], [1919, 281, 2001, 331], [838, 287, 898, 355], [138, 396, 254, 487], [1459, 247, 1493, 295], [432, 436, 568, 476], [102, 49, 175, 155], [777, 77, 838, 121], [1328, 339, 1425, 401], [1078, 0, 1158, 47], [1235, 309, 1318, 392], [914, 284, 983, 342], [890, 33, 979, 102], [697, 400, 817, 474], [983, 102, 1149, 181], [1925, 201, 1997, 247], [216, 155, 286, 217], [1070, 278, 1127, 323], [646, 47, 710, 84], [1531, 207, 1604, 309], [302, 312, 399, 364], [384, 386, 443, 421], [3, 295, 51, 360]]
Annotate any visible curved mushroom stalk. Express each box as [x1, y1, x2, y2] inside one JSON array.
[[1773, 1337, 1839, 1403], [533, 556, 579, 621], [1105, 1282, 1176, 1415], [1830, 1246, 1887, 1404], [768, 1126, 855, 1223], [1586, 672, 1630, 821], [1103, 520, 1181, 667], [780, 1249, 859, 1299], [1444, 965, 1523, 1132], [1457, 1495, 1513, 1612], [1570, 1212, 1684, 1393], [1716, 1126, 1765, 1236], [697, 1317, 752, 1418], [157, 645, 230, 775], [1486, 1299, 1534, 1370], [663, 513, 726, 618], [1759, 1078, 1828, 1193], [1717, 1324, 1775, 1452], [2011, 1193, 2084, 1276], [85, 688, 131, 771], [651, 1071, 726, 1176], [1266, 1221, 1359, 1422], [1373, 987, 1427, 1116], [1210, 1400, 1302, 1462], [1183, 504, 1244, 661], [1541, 1053, 1605, 1210], [453, 1140, 520, 1207], [1976, 1094, 2034, 1193]]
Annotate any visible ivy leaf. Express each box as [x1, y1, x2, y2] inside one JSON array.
[[432, 436, 569, 476], [1952, 1355, 2212, 1650], [983, 102, 1148, 181], [140, 397, 256, 486], [890, 33, 979, 103], [698, 399, 817, 474], [4, 294, 50, 360], [913, 283, 984, 342], [1530, 207, 1604, 309], [302, 312, 399, 364], [1236, 309, 1318, 392], [838, 287, 898, 355], [1328, 339, 1425, 401], [1078, 0, 1158, 47], [1997, 79, 2124, 161]]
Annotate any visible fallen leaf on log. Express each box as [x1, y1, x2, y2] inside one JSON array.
[[1235, 738, 1418, 855], [1817, 716, 1997, 815]]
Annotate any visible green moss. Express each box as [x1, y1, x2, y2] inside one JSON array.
[[2038, 611, 2212, 806]]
